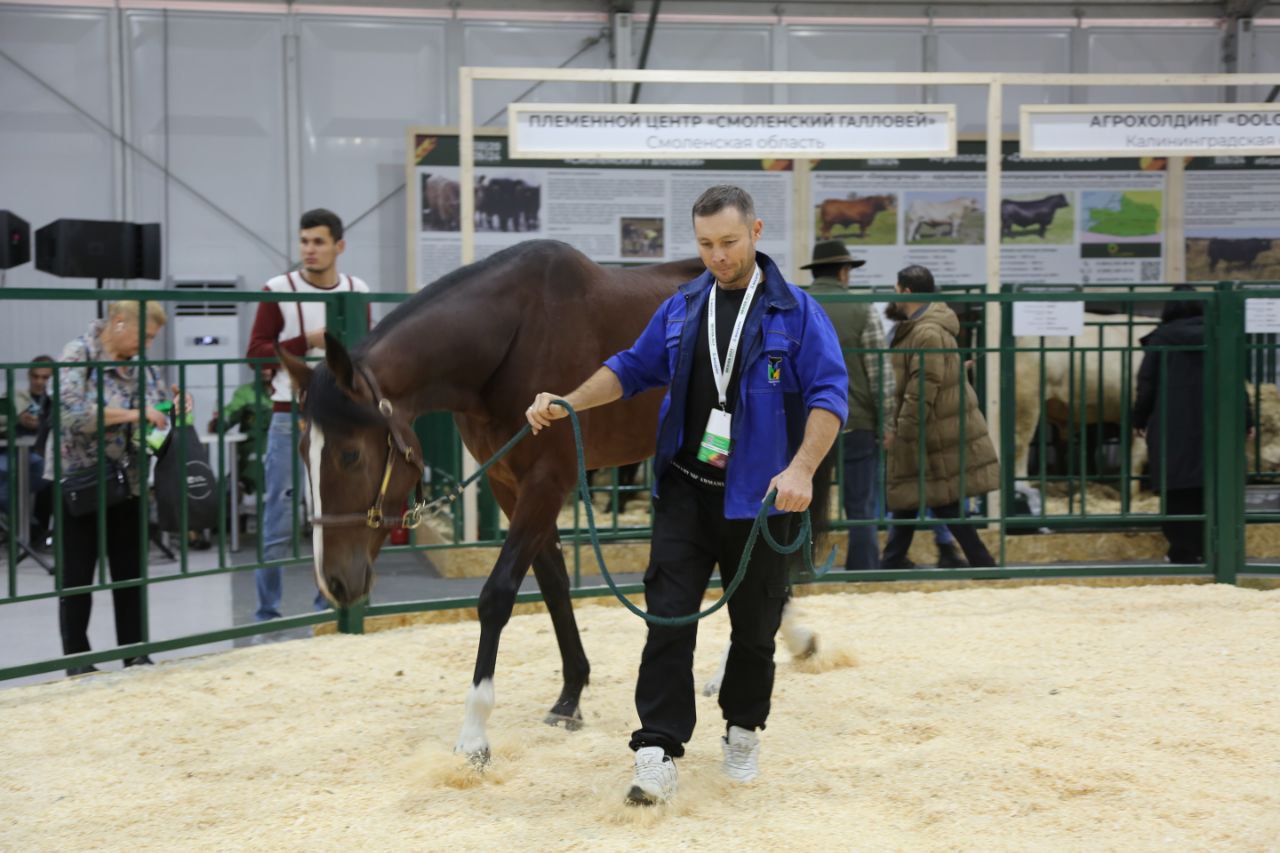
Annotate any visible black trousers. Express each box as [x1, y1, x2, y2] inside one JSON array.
[[881, 501, 995, 568], [1163, 487, 1205, 563], [629, 470, 793, 758], [59, 496, 145, 655]]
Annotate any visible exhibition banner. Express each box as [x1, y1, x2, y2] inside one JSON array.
[[508, 104, 956, 160], [409, 131, 797, 288], [1184, 154, 1280, 282], [809, 142, 1167, 286], [1021, 104, 1280, 158]]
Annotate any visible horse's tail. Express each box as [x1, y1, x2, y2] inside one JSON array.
[[809, 445, 837, 539], [789, 445, 836, 580]]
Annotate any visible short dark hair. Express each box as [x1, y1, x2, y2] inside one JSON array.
[[300, 208, 344, 242], [897, 265, 936, 294], [692, 185, 756, 223], [30, 355, 53, 365], [1162, 284, 1204, 322]]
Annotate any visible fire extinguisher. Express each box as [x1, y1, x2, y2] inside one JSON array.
[[389, 501, 410, 546]]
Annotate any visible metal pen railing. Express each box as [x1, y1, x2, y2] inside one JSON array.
[[1, 282, 1274, 681]]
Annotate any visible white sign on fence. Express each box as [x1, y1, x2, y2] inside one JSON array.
[[508, 104, 956, 160], [1020, 104, 1280, 158], [1013, 301, 1085, 337], [1245, 298, 1280, 334]]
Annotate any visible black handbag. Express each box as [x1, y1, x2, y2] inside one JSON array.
[[153, 425, 219, 532], [62, 460, 132, 517]]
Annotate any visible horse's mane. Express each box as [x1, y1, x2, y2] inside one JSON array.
[[359, 240, 575, 353]]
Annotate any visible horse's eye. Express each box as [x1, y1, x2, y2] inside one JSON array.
[[339, 450, 360, 468]]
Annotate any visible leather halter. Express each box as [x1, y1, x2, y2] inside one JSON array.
[[309, 362, 430, 530]]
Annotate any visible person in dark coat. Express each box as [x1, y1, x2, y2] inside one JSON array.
[[1133, 292, 1251, 563]]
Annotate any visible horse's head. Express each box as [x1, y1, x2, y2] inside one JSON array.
[[277, 336, 423, 609]]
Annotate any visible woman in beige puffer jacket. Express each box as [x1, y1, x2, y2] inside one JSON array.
[[881, 272, 999, 568]]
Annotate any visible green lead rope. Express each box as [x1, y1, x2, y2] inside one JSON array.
[[433, 399, 835, 627]]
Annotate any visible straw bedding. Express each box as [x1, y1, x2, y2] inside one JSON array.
[[2, 583, 1278, 850]]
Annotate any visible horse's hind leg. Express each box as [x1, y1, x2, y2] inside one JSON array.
[[703, 596, 815, 697], [531, 539, 590, 730], [779, 598, 818, 659]]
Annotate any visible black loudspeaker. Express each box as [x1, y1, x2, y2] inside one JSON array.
[[34, 219, 161, 280], [0, 211, 30, 269], [134, 223, 161, 280]]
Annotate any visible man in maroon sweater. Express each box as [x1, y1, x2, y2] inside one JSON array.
[[246, 209, 369, 621]]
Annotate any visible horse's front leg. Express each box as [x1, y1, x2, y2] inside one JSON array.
[[455, 477, 565, 768]]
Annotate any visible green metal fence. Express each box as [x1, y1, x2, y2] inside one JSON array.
[[0, 283, 1273, 682]]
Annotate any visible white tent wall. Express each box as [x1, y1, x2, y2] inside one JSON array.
[[783, 27, 925, 106], [1250, 19, 1280, 75], [1, 1, 1278, 362], [295, 15, 451, 321], [0, 6, 115, 359], [936, 28, 1073, 131]]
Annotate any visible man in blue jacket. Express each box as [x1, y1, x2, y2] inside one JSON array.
[[527, 185, 848, 805]]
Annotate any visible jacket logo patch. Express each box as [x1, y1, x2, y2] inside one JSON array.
[[767, 355, 783, 384]]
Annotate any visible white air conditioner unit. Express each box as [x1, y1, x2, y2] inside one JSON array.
[[168, 276, 243, 434]]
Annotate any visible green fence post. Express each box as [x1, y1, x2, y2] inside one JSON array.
[[328, 290, 368, 349], [329, 292, 371, 633], [1212, 288, 1245, 584], [337, 599, 366, 634], [998, 287, 1017, 524]]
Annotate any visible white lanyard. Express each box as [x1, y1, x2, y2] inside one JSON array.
[[707, 265, 761, 410]]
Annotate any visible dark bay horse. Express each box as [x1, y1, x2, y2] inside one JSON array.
[[278, 240, 705, 766]]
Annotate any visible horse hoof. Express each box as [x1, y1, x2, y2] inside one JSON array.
[[701, 679, 722, 697], [462, 747, 491, 770], [544, 709, 584, 732], [796, 636, 819, 660]]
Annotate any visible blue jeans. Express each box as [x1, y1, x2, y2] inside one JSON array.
[[841, 430, 881, 570], [0, 451, 45, 515], [257, 412, 327, 621], [872, 456, 954, 546]]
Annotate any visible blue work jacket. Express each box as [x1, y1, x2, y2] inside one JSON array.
[[604, 251, 848, 519]]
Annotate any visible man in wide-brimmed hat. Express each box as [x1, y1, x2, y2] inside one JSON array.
[[800, 240, 894, 571]]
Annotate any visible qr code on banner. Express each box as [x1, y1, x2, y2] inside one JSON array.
[[1140, 261, 1161, 282]]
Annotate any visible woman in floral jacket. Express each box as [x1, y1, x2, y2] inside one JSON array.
[[56, 300, 191, 675]]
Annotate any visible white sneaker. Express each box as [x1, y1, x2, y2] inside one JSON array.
[[626, 746, 677, 805], [722, 726, 760, 783]]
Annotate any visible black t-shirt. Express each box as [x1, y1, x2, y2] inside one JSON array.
[[676, 284, 760, 479]]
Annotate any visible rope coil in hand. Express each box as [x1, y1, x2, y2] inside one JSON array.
[[423, 399, 835, 626]]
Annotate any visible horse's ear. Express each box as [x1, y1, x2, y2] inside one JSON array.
[[324, 332, 357, 396], [275, 345, 313, 400]]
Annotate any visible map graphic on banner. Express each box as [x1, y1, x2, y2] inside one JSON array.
[[810, 141, 1167, 286], [1183, 155, 1280, 282], [410, 132, 795, 288]]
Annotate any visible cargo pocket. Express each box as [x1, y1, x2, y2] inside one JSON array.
[[765, 515, 795, 599]]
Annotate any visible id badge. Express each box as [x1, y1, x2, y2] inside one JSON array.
[[696, 408, 732, 469]]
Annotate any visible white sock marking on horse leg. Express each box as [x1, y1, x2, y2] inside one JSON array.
[[456, 678, 495, 755], [780, 599, 817, 658], [703, 643, 730, 696], [308, 425, 332, 604], [1015, 481, 1043, 516]]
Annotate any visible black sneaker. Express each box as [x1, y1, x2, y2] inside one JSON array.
[[880, 557, 916, 570], [66, 664, 100, 677], [123, 655, 155, 667]]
